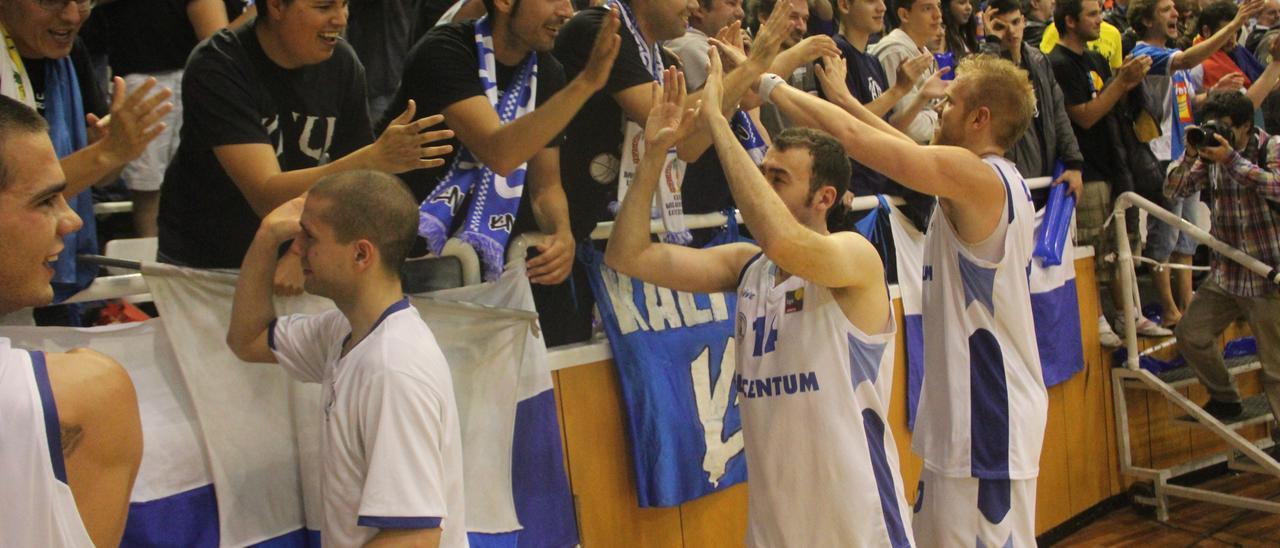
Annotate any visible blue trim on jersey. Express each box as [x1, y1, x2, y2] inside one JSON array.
[[968, 329, 1010, 478], [976, 478, 1012, 524], [737, 251, 764, 289], [344, 298, 412, 348], [357, 515, 443, 529], [862, 409, 912, 548], [29, 351, 67, 484], [848, 333, 887, 388], [957, 253, 997, 315], [994, 163, 1015, 224], [913, 480, 925, 513], [267, 318, 279, 351]]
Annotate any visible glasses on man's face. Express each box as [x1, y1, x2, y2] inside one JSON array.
[[35, 0, 94, 13]]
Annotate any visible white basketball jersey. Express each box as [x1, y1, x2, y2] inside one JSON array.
[[270, 301, 468, 548], [735, 255, 914, 547], [911, 155, 1048, 481], [0, 339, 94, 547]]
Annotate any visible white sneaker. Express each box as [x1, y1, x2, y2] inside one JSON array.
[[1136, 316, 1173, 337], [1098, 316, 1123, 347]]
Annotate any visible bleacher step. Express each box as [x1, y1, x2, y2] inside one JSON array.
[[1155, 355, 1261, 389], [1174, 394, 1274, 430]]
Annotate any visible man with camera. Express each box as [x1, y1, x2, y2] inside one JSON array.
[[1166, 91, 1280, 426]]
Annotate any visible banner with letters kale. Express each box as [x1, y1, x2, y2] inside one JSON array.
[[580, 235, 748, 507]]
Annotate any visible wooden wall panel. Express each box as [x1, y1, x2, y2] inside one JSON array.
[[1037, 385, 1073, 534], [1063, 259, 1119, 514], [555, 360, 684, 547], [677, 483, 748, 548]]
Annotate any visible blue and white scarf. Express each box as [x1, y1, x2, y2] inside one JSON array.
[[419, 16, 537, 281], [731, 110, 767, 165], [611, 0, 692, 245]]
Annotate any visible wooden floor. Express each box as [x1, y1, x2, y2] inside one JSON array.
[[1055, 473, 1280, 546]]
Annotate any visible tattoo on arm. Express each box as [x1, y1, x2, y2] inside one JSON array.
[[61, 423, 84, 457]]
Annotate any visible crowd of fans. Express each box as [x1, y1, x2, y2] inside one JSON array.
[[8, 0, 1280, 356]]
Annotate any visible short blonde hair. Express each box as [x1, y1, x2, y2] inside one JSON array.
[[953, 55, 1037, 150]]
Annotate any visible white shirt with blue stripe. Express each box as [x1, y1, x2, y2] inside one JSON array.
[[735, 255, 914, 547], [912, 155, 1048, 481], [270, 300, 467, 547], [0, 338, 93, 546]]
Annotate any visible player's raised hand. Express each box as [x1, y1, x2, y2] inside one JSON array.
[[371, 100, 455, 173], [700, 47, 728, 125], [645, 68, 697, 151], [260, 196, 305, 244]]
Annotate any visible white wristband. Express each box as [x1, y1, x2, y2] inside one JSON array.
[[758, 73, 785, 105]]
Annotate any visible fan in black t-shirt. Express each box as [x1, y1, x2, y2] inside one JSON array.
[[385, 0, 623, 287], [541, 0, 793, 344], [157, 13, 454, 277], [1046, 0, 1151, 184]]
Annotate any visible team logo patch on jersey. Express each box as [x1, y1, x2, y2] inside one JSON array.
[[785, 288, 804, 313]]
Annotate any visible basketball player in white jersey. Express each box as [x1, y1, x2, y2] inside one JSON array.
[[765, 54, 1045, 545], [0, 95, 143, 546], [227, 170, 466, 547], [607, 62, 914, 547]]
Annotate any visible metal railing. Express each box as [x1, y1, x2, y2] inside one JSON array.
[[1110, 190, 1280, 521], [67, 177, 1056, 305]]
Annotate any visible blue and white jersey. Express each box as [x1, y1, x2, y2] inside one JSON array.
[[735, 256, 914, 547], [912, 155, 1047, 481], [270, 300, 468, 547], [0, 339, 93, 547]]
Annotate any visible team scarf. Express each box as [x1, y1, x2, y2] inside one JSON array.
[[611, 0, 692, 245], [419, 16, 537, 282], [0, 22, 35, 109]]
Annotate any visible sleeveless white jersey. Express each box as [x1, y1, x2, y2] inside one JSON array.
[[0, 339, 93, 547], [735, 255, 914, 547], [911, 155, 1048, 480]]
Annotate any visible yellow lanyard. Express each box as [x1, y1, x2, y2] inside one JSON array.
[[1, 22, 30, 102]]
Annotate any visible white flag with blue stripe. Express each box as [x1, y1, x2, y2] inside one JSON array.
[[3, 263, 576, 547]]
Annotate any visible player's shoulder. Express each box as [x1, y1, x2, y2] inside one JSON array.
[[45, 348, 136, 423], [368, 308, 449, 374]]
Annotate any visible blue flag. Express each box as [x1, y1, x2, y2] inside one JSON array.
[[580, 226, 748, 507]]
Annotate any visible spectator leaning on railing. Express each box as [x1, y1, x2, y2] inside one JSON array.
[[1165, 90, 1280, 426]]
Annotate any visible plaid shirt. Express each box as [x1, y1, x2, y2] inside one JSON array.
[[1166, 129, 1280, 297]]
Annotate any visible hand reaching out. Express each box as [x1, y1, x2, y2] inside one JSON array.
[[644, 67, 697, 151], [894, 52, 934, 92], [1212, 72, 1246, 93], [708, 37, 749, 71], [747, 0, 794, 70], [370, 100, 456, 173], [92, 76, 174, 166], [700, 47, 729, 126], [1117, 54, 1153, 90], [919, 67, 951, 100], [815, 54, 854, 105]]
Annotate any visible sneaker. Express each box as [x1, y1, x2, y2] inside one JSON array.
[[1202, 399, 1244, 421], [1098, 316, 1123, 347], [1136, 317, 1173, 337]]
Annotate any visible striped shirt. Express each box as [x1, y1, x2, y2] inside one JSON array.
[[1165, 129, 1280, 297]]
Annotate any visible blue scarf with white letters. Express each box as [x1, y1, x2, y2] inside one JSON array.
[[419, 16, 537, 281]]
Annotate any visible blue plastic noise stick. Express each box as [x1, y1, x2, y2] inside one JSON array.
[[1033, 160, 1076, 266]]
